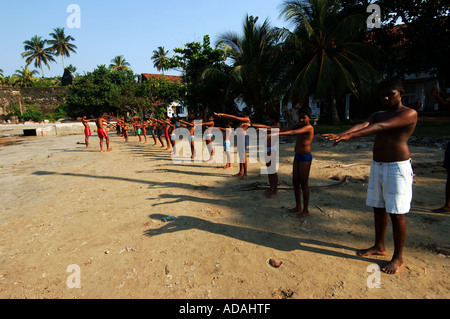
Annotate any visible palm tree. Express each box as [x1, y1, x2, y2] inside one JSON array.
[[12, 65, 39, 87], [151, 46, 170, 74], [48, 27, 77, 70], [109, 55, 132, 71], [218, 15, 289, 121], [280, 0, 381, 124], [21, 35, 55, 78]]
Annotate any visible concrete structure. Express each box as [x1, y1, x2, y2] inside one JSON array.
[[0, 122, 98, 137]]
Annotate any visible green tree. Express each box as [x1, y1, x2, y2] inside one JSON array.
[[151, 46, 170, 74], [371, 0, 449, 96], [21, 35, 55, 78], [280, 0, 381, 124], [218, 15, 289, 121], [63, 65, 136, 117], [135, 75, 183, 117], [167, 35, 228, 114], [109, 55, 132, 72], [48, 27, 78, 70], [12, 65, 39, 87]]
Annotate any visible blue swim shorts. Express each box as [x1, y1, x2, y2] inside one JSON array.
[[294, 153, 313, 162]]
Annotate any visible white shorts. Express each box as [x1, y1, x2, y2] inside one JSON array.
[[223, 140, 230, 152], [366, 159, 413, 214]]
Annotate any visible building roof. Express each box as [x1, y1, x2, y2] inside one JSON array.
[[141, 73, 183, 83]]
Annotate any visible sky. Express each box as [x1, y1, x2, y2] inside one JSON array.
[[0, 0, 292, 78]]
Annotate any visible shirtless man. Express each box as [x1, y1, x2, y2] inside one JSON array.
[[269, 107, 314, 214], [149, 118, 158, 146], [253, 112, 281, 198], [95, 116, 114, 152], [122, 120, 129, 142], [81, 116, 95, 148], [430, 85, 450, 213], [178, 113, 197, 159], [323, 78, 418, 274], [214, 108, 251, 179], [200, 114, 215, 163]]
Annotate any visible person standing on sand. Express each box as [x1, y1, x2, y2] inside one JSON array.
[[178, 113, 197, 159], [122, 120, 129, 142], [200, 114, 215, 163], [214, 108, 251, 179], [269, 107, 314, 214], [81, 116, 95, 148], [252, 112, 281, 198], [216, 121, 233, 169], [323, 78, 418, 275], [430, 85, 450, 213], [95, 116, 114, 152]]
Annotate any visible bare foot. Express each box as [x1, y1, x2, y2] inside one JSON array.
[[432, 206, 450, 213], [297, 210, 309, 218], [233, 173, 243, 177], [264, 190, 277, 198], [223, 165, 231, 169], [382, 258, 404, 274], [107, 148, 112, 151], [356, 246, 387, 257], [287, 207, 301, 213]]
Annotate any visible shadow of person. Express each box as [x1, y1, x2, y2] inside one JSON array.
[[145, 214, 378, 263]]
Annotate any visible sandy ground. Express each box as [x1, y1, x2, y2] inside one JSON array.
[[0, 130, 448, 299]]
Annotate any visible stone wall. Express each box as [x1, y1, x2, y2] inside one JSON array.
[[0, 87, 68, 118], [0, 88, 21, 116]]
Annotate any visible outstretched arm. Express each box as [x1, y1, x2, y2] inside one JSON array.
[[271, 125, 311, 138], [431, 86, 450, 110], [178, 120, 194, 127], [214, 112, 250, 123], [251, 123, 272, 129], [323, 109, 417, 145]]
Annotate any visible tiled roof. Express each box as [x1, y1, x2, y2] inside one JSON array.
[[141, 73, 183, 83]]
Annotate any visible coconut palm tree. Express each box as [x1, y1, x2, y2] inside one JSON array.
[[280, 0, 381, 124], [109, 55, 132, 71], [12, 65, 39, 87], [218, 15, 289, 121], [48, 27, 78, 70], [151, 46, 170, 74], [21, 35, 55, 78]]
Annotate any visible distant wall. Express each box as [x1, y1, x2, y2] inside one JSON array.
[[0, 87, 68, 119]]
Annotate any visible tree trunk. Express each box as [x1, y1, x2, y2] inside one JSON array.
[[329, 86, 341, 125]]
